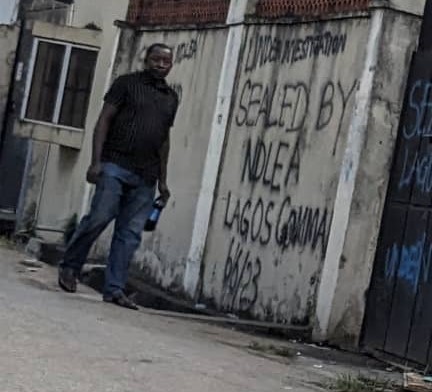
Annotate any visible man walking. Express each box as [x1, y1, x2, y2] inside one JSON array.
[[58, 43, 179, 310]]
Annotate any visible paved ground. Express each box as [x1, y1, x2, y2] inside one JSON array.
[[0, 245, 399, 392]]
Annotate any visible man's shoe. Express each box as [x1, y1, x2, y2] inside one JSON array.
[[103, 292, 139, 311], [58, 267, 77, 293]]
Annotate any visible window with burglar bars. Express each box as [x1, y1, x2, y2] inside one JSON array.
[[22, 38, 98, 130]]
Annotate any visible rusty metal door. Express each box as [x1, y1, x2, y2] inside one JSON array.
[[362, 49, 432, 366]]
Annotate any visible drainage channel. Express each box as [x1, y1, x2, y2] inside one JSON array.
[[29, 242, 312, 340], [79, 265, 312, 342], [26, 240, 211, 316], [80, 266, 209, 316]]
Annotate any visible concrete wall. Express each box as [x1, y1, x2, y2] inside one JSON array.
[[323, 9, 422, 347], [16, 0, 129, 237], [91, 27, 229, 290], [22, 0, 71, 24], [386, 0, 426, 15], [3, 1, 74, 221], [200, 19, 370, 324], [15, 0, 425, 346]]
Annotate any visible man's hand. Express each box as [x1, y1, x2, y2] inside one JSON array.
[[86, 162, 102, 184], [158, 182, 171, 203]]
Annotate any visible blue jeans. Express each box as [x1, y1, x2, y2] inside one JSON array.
[[61, 163, 155, 297]]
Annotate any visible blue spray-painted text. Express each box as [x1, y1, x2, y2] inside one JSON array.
[[399, 147, 432, 192], [385, 234, 432, 291], [403, 80, 432, 140]]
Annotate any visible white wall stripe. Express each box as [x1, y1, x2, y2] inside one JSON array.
[[314, 9, 385, 340], [183, 0, 249, 298]]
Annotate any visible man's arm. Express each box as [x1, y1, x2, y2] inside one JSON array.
[[87, 103, 118, 184], [158, 134, 171, 202]]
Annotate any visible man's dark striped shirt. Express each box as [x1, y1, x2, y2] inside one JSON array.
[[102, 70, 179, 184]]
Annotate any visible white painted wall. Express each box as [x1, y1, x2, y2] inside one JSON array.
[[315, 9, 384, 342], [22, 0, 425, 345], [0, 0, 19, 25], [321, 9, 422, 347], [201, 18, 369, 324], [33, 0, 129, 236], [185, 0, 249, 298], [386, 0, 425, 16], [91, 27, 229, 291]]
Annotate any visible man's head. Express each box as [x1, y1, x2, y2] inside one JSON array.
[[145, 43, 174, 79]]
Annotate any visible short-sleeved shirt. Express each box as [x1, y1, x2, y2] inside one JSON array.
[[102, 70, 179, 184]]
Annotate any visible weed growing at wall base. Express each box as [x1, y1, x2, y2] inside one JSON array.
[[325, 374, 400, 392]]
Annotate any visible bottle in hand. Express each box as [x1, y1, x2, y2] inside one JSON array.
[[144, 197, 165, 232]]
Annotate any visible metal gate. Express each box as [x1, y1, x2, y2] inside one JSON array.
[[362, 47, 432, 365]]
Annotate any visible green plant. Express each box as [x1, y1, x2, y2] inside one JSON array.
[[326, 374, 400, 392]]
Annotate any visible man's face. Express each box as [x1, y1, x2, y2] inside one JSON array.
[[145, 47, 174, 79]]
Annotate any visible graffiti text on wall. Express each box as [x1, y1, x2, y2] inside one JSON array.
[[224, 192, 331, 260], [219, 30, 356, 314], [221, 237, 262, 312], [385, 234, 432, 292], [235, 78, 358, 155], [138, 38, 198, 67], [399, 80, 432, 192], [245, 32, 348, 72]]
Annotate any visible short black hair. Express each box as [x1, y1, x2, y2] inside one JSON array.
[[145, 43, 173, 59]]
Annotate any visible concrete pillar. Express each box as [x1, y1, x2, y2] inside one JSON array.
[[183, 0, 249, 298], [314, 9, 385, 340]]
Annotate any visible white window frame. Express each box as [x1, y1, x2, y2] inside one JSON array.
[[21, 37, 99, 131]]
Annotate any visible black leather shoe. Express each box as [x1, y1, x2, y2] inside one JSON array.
[[58, 267, 77, 293], [103, 292, 139, 311]]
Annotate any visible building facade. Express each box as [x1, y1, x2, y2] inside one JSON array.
[[8, 0, 432, 365]]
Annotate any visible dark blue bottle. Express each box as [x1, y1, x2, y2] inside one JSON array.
[[144, 197, 165, 232]]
